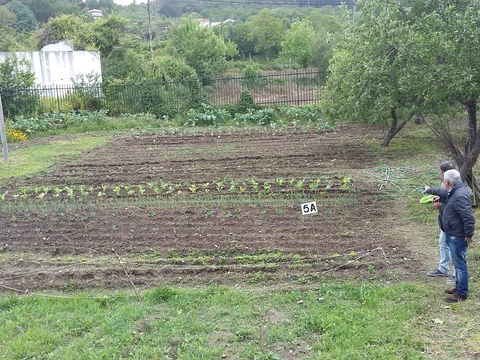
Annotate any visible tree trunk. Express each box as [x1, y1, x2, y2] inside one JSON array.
[[429, 98, 480, 201], [381, 107, 411, 147]]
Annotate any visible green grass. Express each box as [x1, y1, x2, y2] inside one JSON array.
[[0, 135, 111, 185], [0, 282, 435, 359]]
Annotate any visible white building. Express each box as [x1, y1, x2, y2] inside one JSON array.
[[0, 42, 102, 87], [87, 8, 104, 19]]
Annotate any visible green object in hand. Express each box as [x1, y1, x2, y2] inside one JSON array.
[[420, 194, 435, 204]]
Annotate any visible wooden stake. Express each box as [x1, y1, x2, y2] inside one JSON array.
[[0, 94, 8, 164], [112, 248, 140, 301]]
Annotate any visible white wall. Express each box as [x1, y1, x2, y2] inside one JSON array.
[[0, 50, 102, 86]]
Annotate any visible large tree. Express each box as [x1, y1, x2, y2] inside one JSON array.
[[278, 20, 315, 68], [321, 0, 480, 195], [6, 0, 36, 32], [165, 16, 227, 80], [320, 0, 420, 147], [247, 9, 285, 60], [407, 0, 480, 192]]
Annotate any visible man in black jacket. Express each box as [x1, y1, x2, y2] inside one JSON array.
[[441, 169, 475, 303]]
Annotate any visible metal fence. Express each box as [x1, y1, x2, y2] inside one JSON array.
[[2, 69, 327, 119]]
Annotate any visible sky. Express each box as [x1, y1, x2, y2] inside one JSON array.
[[112, 0, 147, 5]]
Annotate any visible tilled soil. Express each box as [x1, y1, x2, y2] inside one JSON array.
[[0, 125, 423, 292]]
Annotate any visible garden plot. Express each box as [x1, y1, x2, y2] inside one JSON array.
[[0, 125, 422, 291]]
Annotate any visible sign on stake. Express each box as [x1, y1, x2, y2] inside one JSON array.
[[301, 201, 317, 238], [301, 201, 318, 215]]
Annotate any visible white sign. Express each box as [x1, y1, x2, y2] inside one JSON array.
[[301, 201, 318, 215]]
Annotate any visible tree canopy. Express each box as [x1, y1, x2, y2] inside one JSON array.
[[165, 16, 227, 80], [248, 9, 286, 59], [321, 0, 480, 194], [6, 0, 36, 32], [279, 20, 315, 68]]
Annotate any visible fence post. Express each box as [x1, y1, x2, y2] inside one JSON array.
[[296, 69, 300, 106], [0, 94, 9, 164], [56, 85, 61, 113]]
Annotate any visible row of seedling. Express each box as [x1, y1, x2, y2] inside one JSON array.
[[0, 176, 354, 203]]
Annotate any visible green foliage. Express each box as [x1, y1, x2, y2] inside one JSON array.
[[0, 6, 15, 31], [6, 0, 37, 32], [279, 20, 315, 68], [39, 13, 88, 48], [305, 11, 342, 34], [148, 284, 178, 303], [102, 47, 145, 82], [166, 16, 227, 79], [234, 108, 278, 125], [107, 55, 203, 118], [143, 55, 198, 83], [70, 72, 104, 111], [235, 88, 258, 113], [277, 105, 323, 124], [229, 22, 256, 59], [186, 76, 209, 111], [242, 63, 266, 89], [40, 13, 129, 58], [89, 14, 128, 58], [183, 103, 232, 126], [12, 110, 109, 135], [137, 82, 172, 119], [0, 56, 37, 119], [26, 0, 84, 23], [225, 40, 239, 61], [248, 9, 286, 59], [319, 0, 419, 130]]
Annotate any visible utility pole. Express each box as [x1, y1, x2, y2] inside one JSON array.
[[0, 94, 9, 164], [147, 0, 153, 60]]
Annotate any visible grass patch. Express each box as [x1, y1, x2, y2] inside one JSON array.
[[0, 282, 439, 359], [0, 135, 111, 184]]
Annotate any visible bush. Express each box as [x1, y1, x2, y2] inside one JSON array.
[[183, 103, 232, 127], [0, 56, 38, 119], [242, 63, 266, 89], [234, 108, 278, 125], [235, 89, 258, 114], [12, 110, 109, 134]]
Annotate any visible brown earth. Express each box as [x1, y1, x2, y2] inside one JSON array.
[[0, 125, 433, 293]]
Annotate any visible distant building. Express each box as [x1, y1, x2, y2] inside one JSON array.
[[196, 18, 235, 28], [87, 9, 104, 19], [196, 18, 211, 27]]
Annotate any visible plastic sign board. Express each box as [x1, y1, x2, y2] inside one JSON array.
[[301, 201, 318, 215]]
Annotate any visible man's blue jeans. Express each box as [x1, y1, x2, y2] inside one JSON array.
[[438, 231, 455, 276], [446, 235, 469, 297]]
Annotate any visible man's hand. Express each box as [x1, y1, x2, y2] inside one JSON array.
[[424, 185, 430, 193], [465, 237, 473, 245], [432, 196, 441, 210]]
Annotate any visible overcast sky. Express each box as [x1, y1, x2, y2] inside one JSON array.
[[112, 0, 146, 5]]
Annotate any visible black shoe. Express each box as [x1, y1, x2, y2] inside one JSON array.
[[428, 269, 448, 277]]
